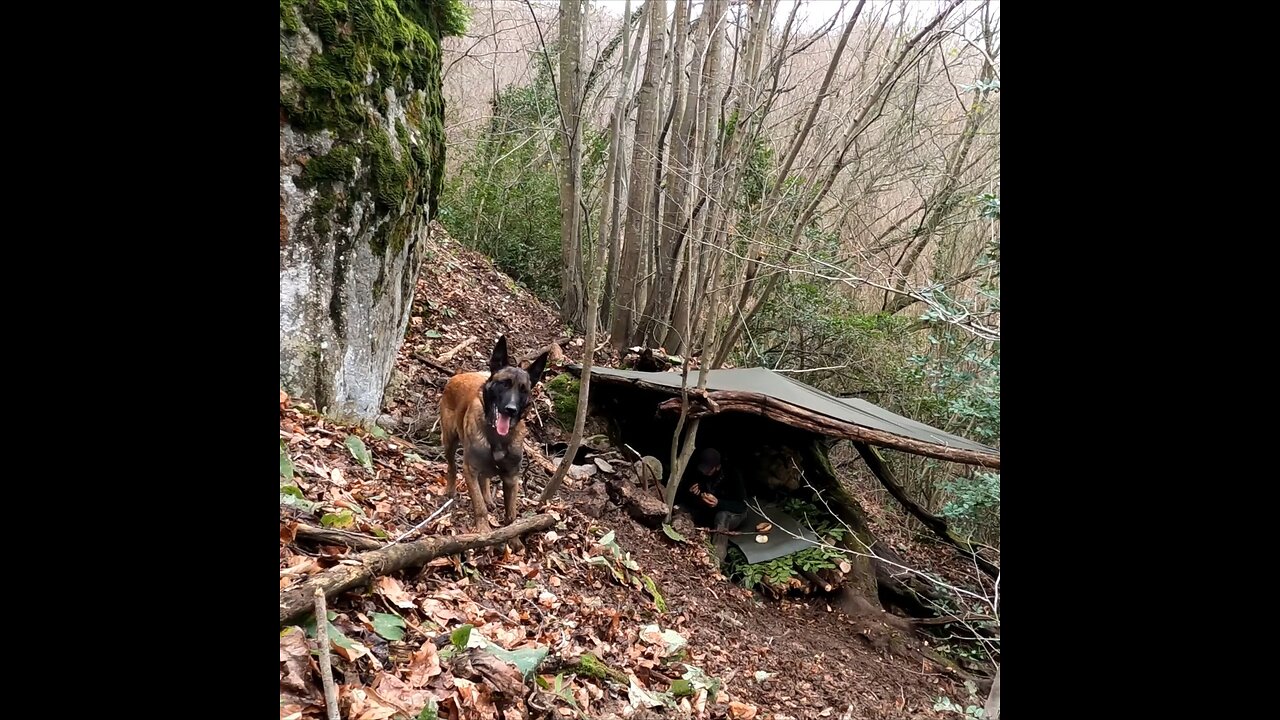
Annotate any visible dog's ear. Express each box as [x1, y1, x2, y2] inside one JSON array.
[[488, 335, 510, 374], [525, 350, 551, 387]]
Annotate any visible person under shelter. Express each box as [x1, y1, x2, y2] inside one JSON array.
[[686, 448, 748, 563]]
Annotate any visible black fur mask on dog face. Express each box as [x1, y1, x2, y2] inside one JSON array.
[[482, 336, 548, 438]]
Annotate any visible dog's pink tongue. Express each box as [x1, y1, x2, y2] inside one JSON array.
[[496, 414, 511, 436]]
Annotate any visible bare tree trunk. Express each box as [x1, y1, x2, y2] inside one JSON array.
[[601, 4, 648, 327], [638, 0, 688, 347], [611, 0, 667, 350], [557, 0, 585, 328], [655, 0, 716, 351], [542, 0, 633, 501]]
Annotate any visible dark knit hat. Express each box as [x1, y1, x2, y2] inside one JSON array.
[[696, 448, 721, 475]]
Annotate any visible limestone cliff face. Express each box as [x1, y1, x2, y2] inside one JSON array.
[[279, 0, 462, 420]]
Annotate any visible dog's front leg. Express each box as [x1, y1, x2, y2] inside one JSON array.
[[462, 466, 492, 533], [502, 473, 524, 552], [502, 474, 520, 525]]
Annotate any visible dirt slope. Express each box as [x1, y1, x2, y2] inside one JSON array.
[[280, 224, 981, 720]]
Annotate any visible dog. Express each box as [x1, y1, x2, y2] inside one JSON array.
[[439, 335, 550, 546]]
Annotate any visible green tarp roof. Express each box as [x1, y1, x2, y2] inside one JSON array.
[[571, 365, 999, 468]]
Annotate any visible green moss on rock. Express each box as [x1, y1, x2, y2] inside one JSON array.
[[281, 0, 464, 254], [545, 373, 580, 428], [571, 653, 628, 685], [298, 143, 358, 188]]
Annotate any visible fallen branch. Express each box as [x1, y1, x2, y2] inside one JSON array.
[[293, 525, 383, 552], [315, 589, 340, 720], [799, 568, 834, 592], [436, 336, 477, 364], [910, 613, 997, 628], [520, 343, 564, 369], [603, 472, 668, 529], [413, 352, 455, 377], [280, 514, 556, 627], [522, 441, 558, 474]]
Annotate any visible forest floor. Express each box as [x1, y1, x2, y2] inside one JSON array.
[[280, 223, 993, 720]]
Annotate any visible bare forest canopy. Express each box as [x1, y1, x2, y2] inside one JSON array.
[[439, 0, 1000, 348]]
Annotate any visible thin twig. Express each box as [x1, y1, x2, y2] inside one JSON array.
[[314, 589, 340, 720], [383, 498, 454, 548], [773, 364, 852, 374]]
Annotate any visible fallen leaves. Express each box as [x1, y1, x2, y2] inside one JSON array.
[[343, 685, 399, 720], [280, 627, 321, 707], [451, 647, 526, 698], [374, 577, 418, 609], [453, 678, 500, 720], [345, 434, 373, 470], [370, 672, 435, 715], [729, 700, 759, 719], [370, 612, 407, 641], [406, 642, 442, 686], [639, 625, 687, 658]]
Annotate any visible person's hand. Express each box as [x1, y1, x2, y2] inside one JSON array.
[[689, 483, 701, 495], [700, 493, 719, 507]]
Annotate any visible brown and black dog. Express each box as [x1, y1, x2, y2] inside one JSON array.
[[439, 335, 550, 544]]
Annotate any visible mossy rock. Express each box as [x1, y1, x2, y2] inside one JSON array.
[[281, 0, 468, 257], [544, 373, 580, 428]]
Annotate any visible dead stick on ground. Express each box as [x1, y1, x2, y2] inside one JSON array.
[[522, 441, 558, 474], [280, 514, 555, 627], [414, 353, 455, 377], [315, 589, 340, 720], [799, 568, 834, 592], [294, 525, 383, 551], [436, 336, 476, 364]]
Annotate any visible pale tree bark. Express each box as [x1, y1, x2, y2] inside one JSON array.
[[654, 0, 718, 352], [557, 0, 586, 328], [681, 0, 727, 354], [639, 0, 688, 348], [601, 4, 648, 326], [541, 0, 632, 503], [611, 0, 667, 350], [685, 0, 778, 353], [636, 7, 681, 347]]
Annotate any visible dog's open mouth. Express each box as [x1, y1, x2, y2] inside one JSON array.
[[495, 412, 512, 437]]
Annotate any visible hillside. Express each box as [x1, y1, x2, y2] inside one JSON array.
[[280, 224, 989, 720]]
